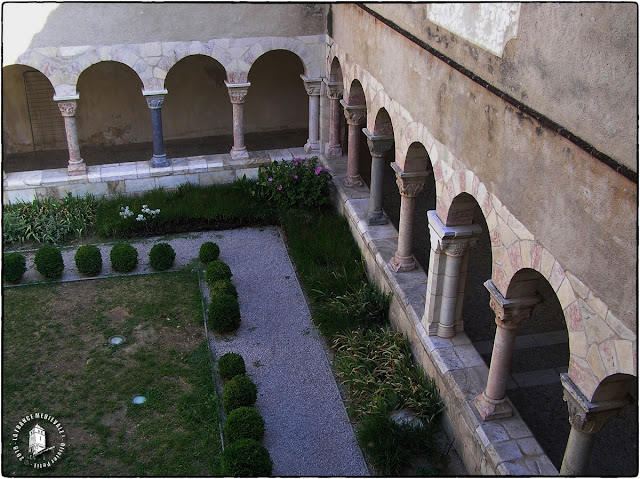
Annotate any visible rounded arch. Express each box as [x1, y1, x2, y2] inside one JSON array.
[[328, 56, 343, 82], [371, 107, 393, 136], [592, 373, 636, 403], [345, 79, 366, 106], [74, 47, 143, 89], [405, 141, 432, 174]]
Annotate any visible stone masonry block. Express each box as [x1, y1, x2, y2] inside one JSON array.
[[606, 309, 635, 340], [540, 248, 555, 278], [516, 437, 543, 456], [586, 344, 606, 380], [496, 460, 532, 475], [568, 330, 588, 357], [556, 277, 576, 310], [565, 271, 589, 299]]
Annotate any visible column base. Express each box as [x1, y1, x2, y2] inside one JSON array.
[[304, 140, 321, 154], [67, 160, 86, 176], [151, 154, 169, 168], [325, 143, 342, 157], [367, 210, 388, 225], [230, 146, 249, 160], [437, 322, 456, 338], [344, 175, 364, 187], [390, 253, 416, 272], [474, 391, 513, 421]]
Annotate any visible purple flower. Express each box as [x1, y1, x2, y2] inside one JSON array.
[[268, 177, 274, 182], [277, 185, 283, 190], [314, 166, 323, 175], [292, 174, 298, 179]]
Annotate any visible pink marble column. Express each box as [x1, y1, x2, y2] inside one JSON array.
[[341, 100, 366, 187], [390, 162, 430, 272], [301, 76, 322, 154], [474, 280, 540, 420], [56, 97, 86, 175], [225, 81, 251, 160], [323, 79, 343, 157]]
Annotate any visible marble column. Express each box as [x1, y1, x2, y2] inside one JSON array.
[[560, 374, 629, 475], [301, 76, 322, 154], [323, 79, 343, 157], [423, 211, 482, 337], [225, 81, 251, 160], [363, 128, 393, 225], [55, 96, 86, 175], [474, 280, 540, 420], [389, 162, 430, 272], [144, 90, 169, 167], [341, 100, 367, 187]]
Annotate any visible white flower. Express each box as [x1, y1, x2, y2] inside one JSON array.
[[136, 214, 146, 221]]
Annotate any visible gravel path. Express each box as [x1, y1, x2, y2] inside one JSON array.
[[8, 228, 370, 476]]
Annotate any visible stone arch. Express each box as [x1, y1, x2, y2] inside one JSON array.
[[404, 141, 432, 174], [328, 56, 343, 82], [592, 373, 636, 403], [74, 47, 143, 91], [161, 41, 232, 90], [345, 78, 366, 106]]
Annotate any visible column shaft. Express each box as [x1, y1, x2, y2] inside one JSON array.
[[437, 246, 465, 337], [302, 76, 322, 154], [56, 99, 86, 175], [364, 128, 393, 225], [225, 81, 250, 160], [144, 92, 169, 168], [341, 100, 366, 187], [324, 79, 344, 157], [560, 428, 596, 475]]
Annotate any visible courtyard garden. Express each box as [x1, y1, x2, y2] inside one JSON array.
[[3, 157, 447, 476]]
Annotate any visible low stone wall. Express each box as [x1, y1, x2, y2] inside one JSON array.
[[321, 153, 558, 476]]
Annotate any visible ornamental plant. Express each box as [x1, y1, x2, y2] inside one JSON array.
[[110, 242, 138, 273], [224, 407, 265, 444], [222, 375, 258, 413], [199, 241, 220, 263], [74, 244, 102, 276], [3, 252, 27, 284], [255, 156, 332, 209], [34, 245, 64, 279], [205, 260, 232, 285], [149, 243, 176, 271], [210, 279, 238, 299], [220, 438, 273, 477], [208, 293, 241, 333], [218, 352, 246, 381]]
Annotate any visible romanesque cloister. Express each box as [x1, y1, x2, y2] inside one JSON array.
[[3, 3, 636, 475]]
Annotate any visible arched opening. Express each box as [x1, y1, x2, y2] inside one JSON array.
[[2, 65, 67, 172], [76, 61, 148, 165], [246, 49, 308, 150], [328, 57, 346, 153], [162, 55, 231, 158], [342, 79, 370, 186]]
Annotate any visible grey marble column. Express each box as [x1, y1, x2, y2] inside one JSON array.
[[55, 96, 86, 175], [324, 79, 343, 157], [225, 81, 251, 160], [341, 101, 367, 187], [301, 76, 322, 154], [144, 90, 169, 167], [363, 128, 393, 225]]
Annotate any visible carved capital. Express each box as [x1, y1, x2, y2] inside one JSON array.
[[485, 279, 540, 330], [300, 75, 322, 96], [57, 101, 78, 117], [340, 100, 366, 126], [146, 96, 164, 109], [225, 81, 251, 104], [442, 240, 468, 257], [363, 128, 393, 158], [324, 79, 344, 100], [391, 162, 429, 198]]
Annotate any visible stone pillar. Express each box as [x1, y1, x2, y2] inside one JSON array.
[[324, 79, 343, 157], [55, 96, 86, 175], [423, 211, 482, 336], [225, 81, 251, 160], [301, 76, 322, 154], [143, 90, 169, 167], [390, 162, 430, 272], [560, 374, 629, 475], [341, 100, 367, 187], [474, 280, 541, 420], [363, 128, 393, 225]]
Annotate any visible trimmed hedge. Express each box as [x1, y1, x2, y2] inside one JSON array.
[[224, 407, 265, 444], [34, 245, 64, 279], [149, 242, 175, 271], [210, 279, 238, 299], [3, 253, 27, 284], [74, 244, 102, 276], [220, 439, 273, 477], [218, 352, 246, 381], [205, 260, 232, 285], [110, 242, 138, 273], [199, 241, 220, 263], [222, 375, 257, 413], [208, 293, 241, 333]]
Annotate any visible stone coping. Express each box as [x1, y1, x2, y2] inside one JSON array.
[[320, 153, 558, 476]]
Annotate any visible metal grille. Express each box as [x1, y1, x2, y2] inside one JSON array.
[[23, 70, 66, 151]]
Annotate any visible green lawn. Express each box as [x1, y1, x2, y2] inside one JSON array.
[[2, 270, 221, 476]]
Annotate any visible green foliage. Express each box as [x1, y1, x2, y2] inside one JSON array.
[[110, 242, 139, 273], [223, 407, 265, 444], [218, 352, 246, 381], [3, 193, 97, 246], [149, 243, 176, 271], [199, 241, 220, 263], [205, 260, 232, 285], [3, 253, 27, 284], [254, 156, 332, 209], [208, 293, 241, 333], [210, 279, 238, 299], [34, 245, 64, 279], [220, 438, 273, 477], [332, 327, 443, 423], [222, 375, 258, 413], [74, 244, 103, 276]]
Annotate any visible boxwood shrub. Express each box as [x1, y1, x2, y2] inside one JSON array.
[[218, 352, 246, 381], [34, 245, 64, 279], [210, 279, 238, 299], [220, 438, 273, 477], [3, 252, 27, 284], [224, 407, 265, 444], [110, 242, 138, 273], [149, 242, 175, 271], [74, 244, 102, 276], [205, 260, 232, 285], [208, 293, 241, 333], [222, 375, 257, 413], [199, 241, 220, 263]]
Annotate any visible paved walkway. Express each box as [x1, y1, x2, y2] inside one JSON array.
[[7, 229, 370, 476]]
